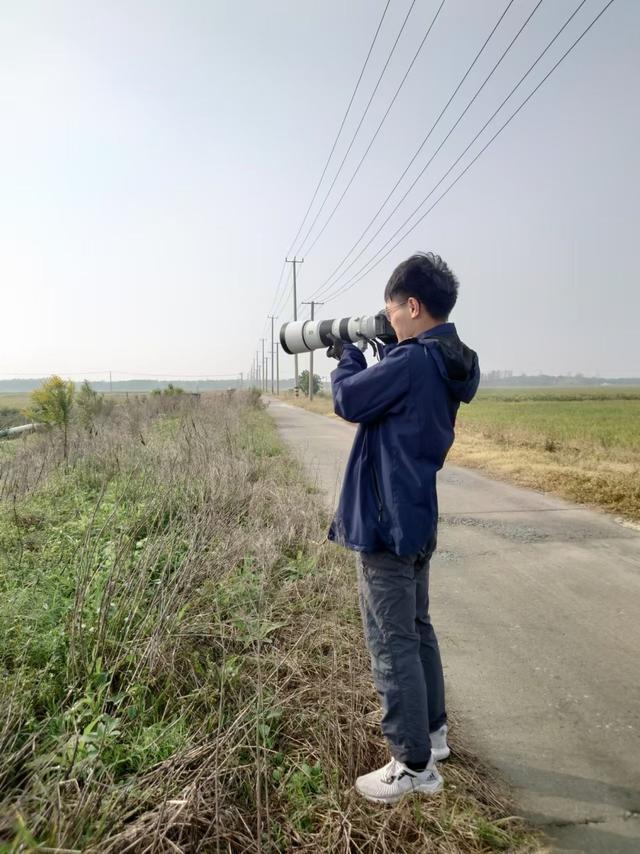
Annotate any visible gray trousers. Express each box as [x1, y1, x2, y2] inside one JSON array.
[[356, 544, 446, 765]]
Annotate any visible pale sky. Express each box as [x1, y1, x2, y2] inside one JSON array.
[[1, 0, 638, 382]]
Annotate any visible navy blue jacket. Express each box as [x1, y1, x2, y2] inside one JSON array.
[[328, 323, 480, 556]]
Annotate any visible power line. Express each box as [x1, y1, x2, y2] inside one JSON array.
[[267, 260, 288, 318], [309, 0, 545, 302], [284, 0, 392, 258], [299, 0, 447, 258], [322, 0, 614, 305], [304, 0, 518, 302], [263, 1, 393, 355], [292, 0, 419, 257], [273, 264, 293, 318]]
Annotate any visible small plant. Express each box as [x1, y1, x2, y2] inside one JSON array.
[[283, 761, 325, 831], [25, 375, 75, 461]]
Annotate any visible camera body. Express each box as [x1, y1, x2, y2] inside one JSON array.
[[279, 313, 396, 355]]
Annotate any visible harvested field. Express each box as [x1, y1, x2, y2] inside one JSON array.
[[0, 391, 541, 852]]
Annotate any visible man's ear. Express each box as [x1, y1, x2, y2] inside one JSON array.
[[409, 296, 421, 317]]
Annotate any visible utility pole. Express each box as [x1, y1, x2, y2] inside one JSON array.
[[285, 256, 303, 392], [260, 338, 266, 393], [256, 349, 260, 388], [276, 341, 280, 396], [109, 371, 113, 394], [267, 315, 276, 395], [301, 300, 323, 400], [239, 372, 243, 389]]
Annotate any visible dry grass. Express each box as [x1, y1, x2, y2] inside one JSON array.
[[276, 391, 337, 418], [448, 431, 640, 524], [0, 391, 542, 852]]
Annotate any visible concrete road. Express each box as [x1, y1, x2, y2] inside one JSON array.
[[266, 397, 640, 853]]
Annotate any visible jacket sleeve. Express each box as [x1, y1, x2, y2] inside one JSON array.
[[331, 343, 410, 424]]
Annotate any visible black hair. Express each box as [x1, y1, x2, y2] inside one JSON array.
[[384, 252, 459, 320]]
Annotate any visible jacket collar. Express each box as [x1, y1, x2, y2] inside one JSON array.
[[417, 323, 456, 340], [396, 323, 458, 348]]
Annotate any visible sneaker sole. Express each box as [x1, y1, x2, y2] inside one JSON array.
[[355, 777, 444, 805]]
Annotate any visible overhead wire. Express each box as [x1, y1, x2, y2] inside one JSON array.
[[308, 0, 545, 302], [321, 0, 616, 306], [304, 0, 518, 302], [261, 0, 392, 361], [267, 260, 288, 318], [292, 0, 419, 257], [284, 0, 392, 258], [298, 0, 448, 259], [273, 264, 294, 318]]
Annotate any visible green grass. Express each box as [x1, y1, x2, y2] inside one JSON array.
[[461, 389, 640, 454]]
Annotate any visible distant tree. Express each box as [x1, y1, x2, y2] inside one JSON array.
[[76, 380, 112, 433], [298, 370, 321, 396], [164, 383, 184, 396], [151, 384, 185, 397], [26, 375, 75, 461]]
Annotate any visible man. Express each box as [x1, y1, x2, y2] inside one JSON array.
[[327, 252, 480, 804]]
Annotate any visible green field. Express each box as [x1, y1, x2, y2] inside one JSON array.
[[0, 393, 32, 430], [0, 392, 31, 407], [460, 387, 640, 454]]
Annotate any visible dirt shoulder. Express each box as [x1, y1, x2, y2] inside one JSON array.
[[448, 427, 640, 527]]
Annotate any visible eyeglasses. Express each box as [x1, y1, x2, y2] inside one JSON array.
[[383, 300, 408, 319]]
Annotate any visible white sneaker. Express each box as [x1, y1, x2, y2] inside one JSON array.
[[355, 757, 443, 804], [430, 723, 450, 762]]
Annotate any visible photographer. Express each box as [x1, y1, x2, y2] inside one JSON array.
[[327, 252, 480, 804]]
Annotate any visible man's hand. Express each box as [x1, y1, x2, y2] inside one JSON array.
[[326, 334, 345, 360]]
